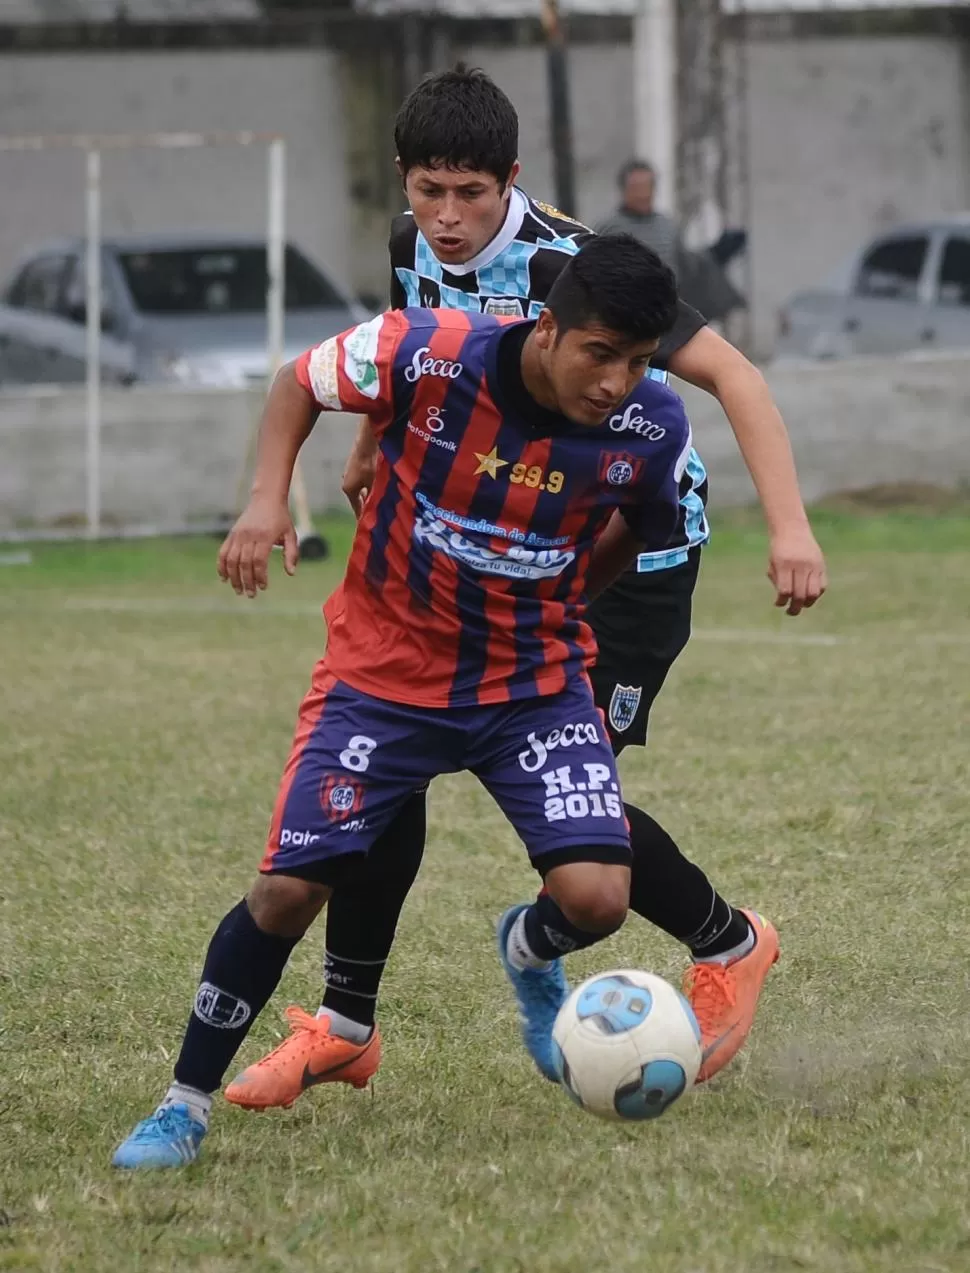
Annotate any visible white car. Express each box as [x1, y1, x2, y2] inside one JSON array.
[[776, 216, 970, 360]]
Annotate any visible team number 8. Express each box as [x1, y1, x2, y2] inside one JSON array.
[[339, 735, 377, 772], [511, 464, 563, 493]]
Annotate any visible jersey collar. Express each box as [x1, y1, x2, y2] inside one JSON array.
[[435, 187, 529, 277]]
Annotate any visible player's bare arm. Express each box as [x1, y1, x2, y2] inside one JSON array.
[[218, 363, 317, 597], [586, 512, 644, 600], [666, 326, 827, 617], [341, 416, 378, 517]]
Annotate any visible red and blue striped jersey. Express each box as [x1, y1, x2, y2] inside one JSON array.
[[296, 308, 692, 708]]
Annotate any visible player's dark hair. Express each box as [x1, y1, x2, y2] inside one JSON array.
[[394, 64, 518, 184], [617, 159, 655, 189], [545, 234, 678, 343]]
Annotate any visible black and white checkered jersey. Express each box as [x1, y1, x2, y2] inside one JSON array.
[[388, 186, 710, 568]]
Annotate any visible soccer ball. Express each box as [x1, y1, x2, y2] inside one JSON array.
[[551, 969, 702, 1122]]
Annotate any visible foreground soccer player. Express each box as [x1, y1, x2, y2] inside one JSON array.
[[273, 67, 789, 1094], [115, 235, 703, 1168]]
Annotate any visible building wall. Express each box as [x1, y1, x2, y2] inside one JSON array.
[[458, 41, 635, 228], [0, 50, 353, 293], [0, 385, 357, 533]]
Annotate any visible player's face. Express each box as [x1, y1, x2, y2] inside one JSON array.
[[535, 315, 660, 427], [401, 161, 521, 265]]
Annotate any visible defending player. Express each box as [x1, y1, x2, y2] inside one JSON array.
[[115, 235, 694, 1168], [237, 67, 801, 1099]]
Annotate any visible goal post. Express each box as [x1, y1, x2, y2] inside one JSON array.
[[0, 128, 325, 554]]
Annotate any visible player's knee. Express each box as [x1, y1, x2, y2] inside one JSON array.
[[569, 890, 628, 935], [247, 872, 330, 938], [552, 863, 630, 935]]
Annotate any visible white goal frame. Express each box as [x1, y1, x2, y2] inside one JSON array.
[[0, 129, 316, 541]]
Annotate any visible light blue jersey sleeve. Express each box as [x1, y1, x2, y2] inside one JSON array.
[[634, 366, 710, 572]]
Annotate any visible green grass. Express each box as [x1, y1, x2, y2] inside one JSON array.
[[1, 510, 969, 1272]]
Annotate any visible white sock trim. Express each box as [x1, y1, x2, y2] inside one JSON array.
[[316, 1006, 373, 1044], [161, 1082, 212, 1127], [506, 909, 552, 971], [694, 924, 755, 967]]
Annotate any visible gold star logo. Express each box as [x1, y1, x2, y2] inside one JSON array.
[[473, 447, 509, 479]]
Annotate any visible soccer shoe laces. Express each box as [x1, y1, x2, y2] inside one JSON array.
[[251, 1006, 333, 1073], [684, 963, 736, 1031], [137, 1106, 196, 1141]]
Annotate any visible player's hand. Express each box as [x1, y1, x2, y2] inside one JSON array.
[[767, 525, 827, 616], [341, 425, 378, 520], [218, 497, 298, 597]]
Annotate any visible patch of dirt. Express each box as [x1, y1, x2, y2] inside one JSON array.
[[818, 482, 969, 512]]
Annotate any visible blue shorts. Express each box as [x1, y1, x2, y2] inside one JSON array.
[[261, 665, 630, 874]]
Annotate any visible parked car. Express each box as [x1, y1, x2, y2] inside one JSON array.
[[776, 216, 970, 360], [0, 233, 367, 387]]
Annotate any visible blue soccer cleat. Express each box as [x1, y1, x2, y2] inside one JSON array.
[[496, 904, 569, 1082], [112, 1103, 207, 1169]]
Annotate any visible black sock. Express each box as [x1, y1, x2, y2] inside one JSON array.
[[173, 899, 300, 1094], [321, 789, 427, 1027], [624, 803, 750, 957], [521, 891, 622, 962]]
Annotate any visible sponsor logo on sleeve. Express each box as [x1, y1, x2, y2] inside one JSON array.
[[307, 338, 341, 410], [343, 315, 385, 400]]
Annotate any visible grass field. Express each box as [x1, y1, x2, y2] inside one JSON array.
[[2, 508, 969, 1273]]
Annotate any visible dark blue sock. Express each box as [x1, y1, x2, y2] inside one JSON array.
[[624, 802, 749, 955], [523, 891, 620, 961], [173, 899, 300, 1094]]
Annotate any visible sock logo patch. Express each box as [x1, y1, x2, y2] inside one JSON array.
[[542, 924, 578, 954], [193, 982, 252, 1030]]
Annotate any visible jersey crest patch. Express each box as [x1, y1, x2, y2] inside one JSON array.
[[532, 200, 589, 230], [483, 296, 524, 317], [599, 451, 644, 487], [608, 684, 642, 734]]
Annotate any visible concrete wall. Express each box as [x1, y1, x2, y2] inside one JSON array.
[[0, 50, 353, 293], [3, 354, 969, 535], [0, 386, 357, 534], [680, 353, 970, 508], [459, 41, 634, 231]]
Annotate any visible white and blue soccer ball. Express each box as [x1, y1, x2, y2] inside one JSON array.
[[551, 970, 702, 1122]]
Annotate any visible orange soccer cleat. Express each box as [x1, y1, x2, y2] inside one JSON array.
[[684, 909, 780, 1085], [224, 1007, 381, 1110]]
